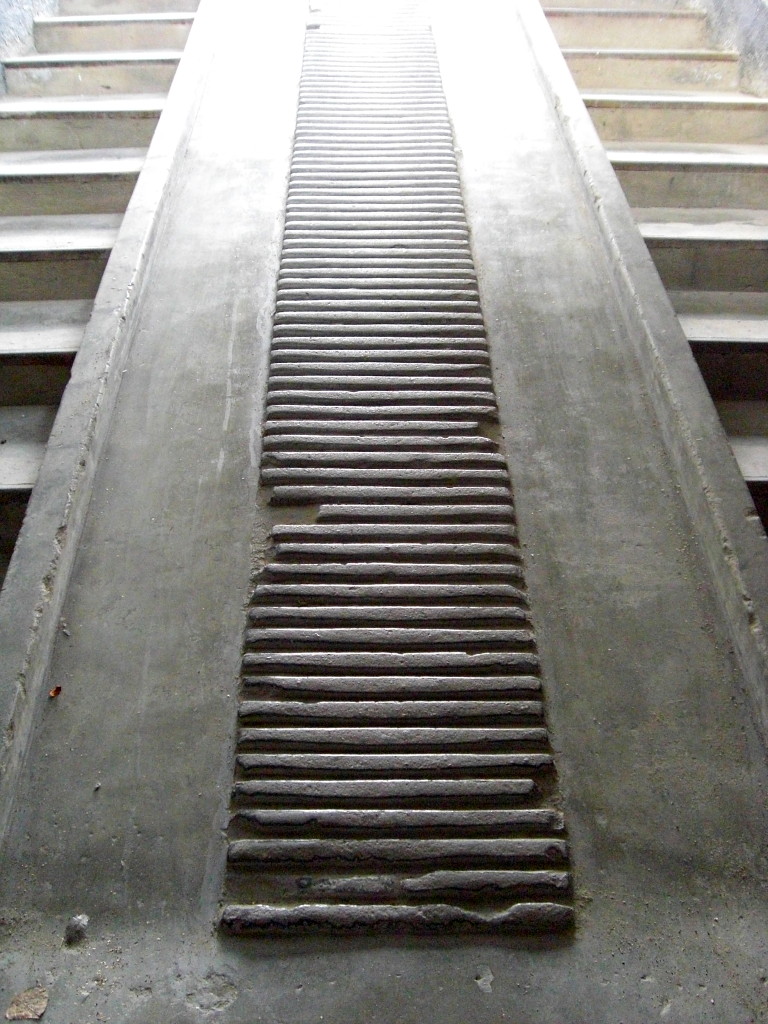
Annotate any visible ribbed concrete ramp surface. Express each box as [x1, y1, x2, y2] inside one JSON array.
[[221, 0, 573, 936]]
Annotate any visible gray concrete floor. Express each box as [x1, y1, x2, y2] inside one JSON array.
[[1, 2, 767, 1022]]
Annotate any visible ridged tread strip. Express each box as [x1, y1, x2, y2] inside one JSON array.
[[221, 0, 574, 936]]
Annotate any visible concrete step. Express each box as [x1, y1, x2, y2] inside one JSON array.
[[544, 0, 701, 8], [0, 213, 119, 300], [58, 0, 199, 12], [4, 51, 182, 98], [34, 13, 194, 53], [544, 8, 711, 48], [638, 207, 768, 289], [0, 95, 163, 151], [0, 404, 56, 492], [585, 91, 768, 144], [672, 294, 768, 401], [564, 47, 739, 91], [716, 400, 768, 481], [0, 148, 144, 216], [608, 143, 768, 208], [0, 300, 89, 357], [681, 311, 768, 345]]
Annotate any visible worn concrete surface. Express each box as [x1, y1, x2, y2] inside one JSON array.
[[1, 2, 768, 1022], [701, 0, 768, 94], [0, 0, 55, 62]]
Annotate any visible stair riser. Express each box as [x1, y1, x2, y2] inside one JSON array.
[[548, 14, 710, 49], [648, 240, 768, 291], [0, 113, 159, 152], [616, 166, 768, 208], [0, 175, 137, 216], [34, 21, 192, 53], [58, 0, 198, 11], [567, 54, 738, 92], [0, 255, 108, 301], [588, 105, 768, 144], [5, 63, 178, 98]]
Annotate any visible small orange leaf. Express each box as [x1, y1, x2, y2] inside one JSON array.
[[48, 686, 61, 699]]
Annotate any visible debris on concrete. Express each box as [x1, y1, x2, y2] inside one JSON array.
[[5, 987, 48, 1020], [64, 914, 89, 946]]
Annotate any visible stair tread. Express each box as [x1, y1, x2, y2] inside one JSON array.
[[551, 0, 703, 6], [35, 12, 195, 24], [0, 94, 165, 114], [636, 207, 768, 239], [57, 0, 199, 12], [564, 46, 737, 58], [608, 142, 768, 166], [5, 50, 183, 67], [544, 6, 705, 14], [584, 90, 768, 107], [0, 213, 121, 253], [680, 313, 768, 344], [58, 0, 198, 7], [0, 148, 146, 176], [0, 324, 84, 356], [0, 404, 57, 490]]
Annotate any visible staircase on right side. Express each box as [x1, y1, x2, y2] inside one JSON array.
[[545, 0, 768, 526]]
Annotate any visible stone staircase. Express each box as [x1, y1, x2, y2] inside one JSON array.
[[0, 0, 196, 585], [545, 0, 768, 524]]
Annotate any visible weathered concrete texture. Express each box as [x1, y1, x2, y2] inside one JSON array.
[[700, 0, 768, 94], [0, 0, 767, 1021], [0, 0, 55, 62]]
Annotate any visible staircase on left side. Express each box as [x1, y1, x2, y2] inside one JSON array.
[[0, 0, 198, 587]]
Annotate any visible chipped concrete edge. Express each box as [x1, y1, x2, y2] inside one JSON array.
[[516, 0, 768, 742], [0, 0, 219, 837]]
